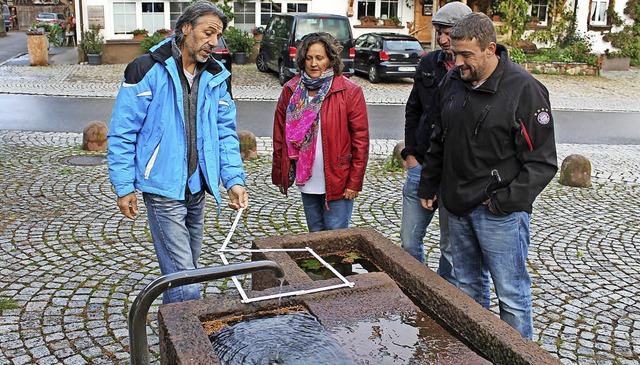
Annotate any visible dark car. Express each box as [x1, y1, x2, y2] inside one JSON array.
[[255, 13, 355, 85], [353, 33, 424, 83], [2, 4, 10, 32], [213, 36, 233, 97]]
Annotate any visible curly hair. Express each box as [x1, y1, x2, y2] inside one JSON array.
[[295, 32, 343, 75]]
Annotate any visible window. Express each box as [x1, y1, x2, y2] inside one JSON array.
[[380, 0, 398, 19], [113, 2, 136, 34], [234, 1, 256, 32], [357, 0, 399, 20], [142, 2, 164, 34], [590, 0, 609, 26], [287, 3, 308, 13], [169, 1, 190, 30], [528, 0, 548, 25], [261, 2, 282, 25], [358, 1, 376, 18]]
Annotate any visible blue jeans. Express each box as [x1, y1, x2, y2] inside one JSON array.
[[300, 193, 354, 232], [143, 190, 206, 304], [449, 204, 533, 339], [400, 164, 456, 285]]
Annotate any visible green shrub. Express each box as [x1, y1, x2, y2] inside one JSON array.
[[223, 26, 255, 54], [79, 26, 105, 55], [140, 31, 166, 53], [509, 47, 527, 64]]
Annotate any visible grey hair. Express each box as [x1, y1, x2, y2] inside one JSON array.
[[295, 32, 343, 75], [174, 0, 227, 46], [450, 12, 497, 50]]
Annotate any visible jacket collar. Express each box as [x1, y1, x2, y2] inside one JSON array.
[[150, 37, 229, 85], [450, 43, 510, 94]]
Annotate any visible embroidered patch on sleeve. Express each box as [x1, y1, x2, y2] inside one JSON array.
[[534, 108, 551, 125]]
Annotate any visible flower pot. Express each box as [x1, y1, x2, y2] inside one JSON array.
[[232, 52, 248, 65], [384, 19, 394, 26], [360, 21, 376, 26], [492, 15, 501, 21], [602, 56, 630, 71], [133, 33, 147, 41], [87, 53, 102, 65]]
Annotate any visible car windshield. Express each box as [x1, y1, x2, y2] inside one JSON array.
[[295, 18, 350, 41], [385, 40, 423, 52], [39, 14, 54, 19]]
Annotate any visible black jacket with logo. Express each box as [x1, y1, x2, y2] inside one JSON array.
[[418, 45, 558, 216], [402, 50, 449, 164]]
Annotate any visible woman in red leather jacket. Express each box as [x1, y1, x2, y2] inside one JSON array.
[[272, 32, 369, 232]]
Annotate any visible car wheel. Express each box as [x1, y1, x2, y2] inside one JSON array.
[[256, 53, 269, 72], [279, 62, 288, 86], [368, 65, 380, 83]]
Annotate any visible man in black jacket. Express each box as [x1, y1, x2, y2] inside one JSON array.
[[400, 2, 470, 285], [419, 13, 557, 339]]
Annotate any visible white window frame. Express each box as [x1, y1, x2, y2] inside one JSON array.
[[113, 1, 137, 35], [233, 1, 310, 29], [590, 0, 609, 26], [357, 0, 399, 20], [528, 0, 549, 26]]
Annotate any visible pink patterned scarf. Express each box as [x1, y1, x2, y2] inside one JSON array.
[[285, 69, 334, 186]]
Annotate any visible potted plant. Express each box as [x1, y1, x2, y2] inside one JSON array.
[[359, 15, 378, 26], [388, 16, 401, 26], [251, 26, 264, 41], [140, 31, 167, 53], [155, 28, 171, 37], [601, 49, 631, 71], [131, 28, 148, 40], [223, 26, 255, 65], [80, 26, 105, 65]]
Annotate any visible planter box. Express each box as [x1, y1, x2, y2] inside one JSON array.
[[602, 56, 631, 71]]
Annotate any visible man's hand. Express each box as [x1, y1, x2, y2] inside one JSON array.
[[405, 155, 419, 169], [343, 188, 359, 200], [420, 196, 437, 211], [228, 184, 248, 210], [117, 192, 139, 220]]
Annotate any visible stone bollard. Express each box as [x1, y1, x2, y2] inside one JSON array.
[[238, 130, 258, 160], [83, 121, 109, 151], [559, 154, 592, 188], [392, 141, 407, 170]]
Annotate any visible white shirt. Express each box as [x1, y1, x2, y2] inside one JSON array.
[[298, 113, 326, 194]]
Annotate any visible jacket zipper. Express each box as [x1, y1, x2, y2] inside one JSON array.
[[473, 105, 492, 138]]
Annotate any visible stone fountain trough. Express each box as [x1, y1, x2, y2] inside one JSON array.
[[158, 227, 561, 365]]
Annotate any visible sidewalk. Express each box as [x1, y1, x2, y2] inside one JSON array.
[[0, 46, 639, 365], [1, 45, 639, 111]]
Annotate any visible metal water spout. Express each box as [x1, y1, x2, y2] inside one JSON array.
[[128, 260, 285, 365]]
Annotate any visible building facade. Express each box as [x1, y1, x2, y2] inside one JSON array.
[[73, 0, 630, 61]]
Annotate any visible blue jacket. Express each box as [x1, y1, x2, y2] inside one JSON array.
[[107, 38, 245, 206]]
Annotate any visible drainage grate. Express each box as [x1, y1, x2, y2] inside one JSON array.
[[59, 155, 107, 166]]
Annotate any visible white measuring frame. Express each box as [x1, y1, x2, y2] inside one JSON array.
[[217, 208, 355, 304]]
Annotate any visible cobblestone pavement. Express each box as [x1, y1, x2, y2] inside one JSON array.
[[0, 57, 639, 364], [0, 62, 639, 111], [1, 131, 639, 365]]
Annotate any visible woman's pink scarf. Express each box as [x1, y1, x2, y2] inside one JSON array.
[[285, 70, 334, 186]]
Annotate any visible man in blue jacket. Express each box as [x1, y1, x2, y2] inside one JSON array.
[[107, 1, 247, 304], [419, 13, 557, 339]]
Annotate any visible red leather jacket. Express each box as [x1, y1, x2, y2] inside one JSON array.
[[272, 74, 370, 202]]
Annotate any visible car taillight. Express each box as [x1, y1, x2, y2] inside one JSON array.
[[349, 47, 355, 59], [379, 51, 390, 61], [288, 46, 297, 59], [214, 48, 229, 55]]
